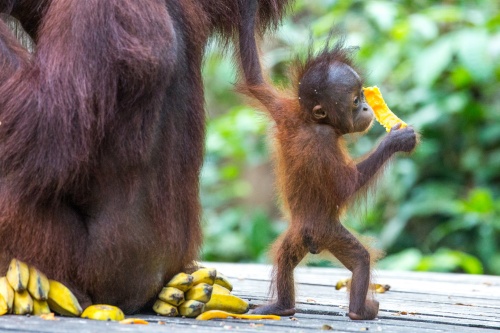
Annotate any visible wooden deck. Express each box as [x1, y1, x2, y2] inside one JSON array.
[[0, 262, 499, 332]]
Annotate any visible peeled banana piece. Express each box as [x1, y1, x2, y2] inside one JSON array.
[[363, 86, 407, 132], [204, 294, 249, 314], [47, 280, 82, 316], [6, 259, 30, 292], [119, 318, 149, 325], [28, 266, 50, 301], [13, 290, 33, 315], [81, 304, 125, 321], [0, 277, 14, 313]]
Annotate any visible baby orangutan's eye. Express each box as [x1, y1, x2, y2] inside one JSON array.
[[353, 96, 360, 107]]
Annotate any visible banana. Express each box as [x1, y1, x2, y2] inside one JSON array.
[[212, 284, 231, 295], [178, 300, 205, 318], [13, 290, 33, 315], [185, 283, 213, 303], [374, 284, 391, 294], [166, 272, 194, 292], [196, 310, 280, 321], [40, 313, 57, 320], [204, 294, 249, 314], [81, 304, 125, 321], [335, 278, 390, 293], [0, 277, 14, 312], [363, 86, 407, 132], [0, 295, 8, 316], [47, 280, 82, 316], [214, 272, 233, 292], [191, 268, 216, 286], [33, 299, 51, 315], [119, 318, 149, 325], [27, 266, 50, 301], [158, 287, 185, 306], [153, 299, 178, 317], [6, 259, 30, 292], [335, 278, 350, 290]]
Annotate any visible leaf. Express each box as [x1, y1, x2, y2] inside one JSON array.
[[461, 188, 495, 214], [377, 248, 422, 271], [414, 37, 454, 87], [409, 14, 438, 41], [366, 2, 397, 31], [454, 29, 493, 82]]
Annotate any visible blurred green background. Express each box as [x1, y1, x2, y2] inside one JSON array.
[[201, 0, 500, 275]]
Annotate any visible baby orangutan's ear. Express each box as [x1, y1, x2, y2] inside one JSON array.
[[312, 105, 327, 119]]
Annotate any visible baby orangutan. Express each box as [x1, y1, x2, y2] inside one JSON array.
[[237, 31, 418, 320]]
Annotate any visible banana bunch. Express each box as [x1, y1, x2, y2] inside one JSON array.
[[0, 258, 82, 317], [153, 267, 249, 318], [363, 86, 407, 132]]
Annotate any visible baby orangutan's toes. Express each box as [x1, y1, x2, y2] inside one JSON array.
[[252, 303, 296, 316], [348, 299, 379, 320]]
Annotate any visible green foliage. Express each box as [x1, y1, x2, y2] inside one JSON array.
[[201, 106, 284, 262], [201, 0, 500, 274]]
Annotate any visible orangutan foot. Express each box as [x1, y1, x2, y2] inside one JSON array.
[[252, 302, 296, 316], [348, 299, 379, 320]]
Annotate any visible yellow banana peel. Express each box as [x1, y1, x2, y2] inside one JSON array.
[[33, 299, 51, 315], [0, 277, 14, 313], [191, 268, 216, 286], [185, 283, 213, 303], [13, 290, 33, 315], [158, 287, 184, 306], [0, 294, 8, 316], [6, 259, 30, 292], [47, 280, 82, 317], [214, 273, 233, 292], [196, 310, 280, 321], [153, 299, 178, 317], [28, 266, 50, 301], [178, 300, 205, 317], [81, 304, 125, 321], [166, 272, 194, 292], [212, 284, 231, 295], [204, 294, 249, 314]]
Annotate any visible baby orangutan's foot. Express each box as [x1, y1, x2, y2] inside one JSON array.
[[252, 303, 296, 316], [348, 299, 379, 320]]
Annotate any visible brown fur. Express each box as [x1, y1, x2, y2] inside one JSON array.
[[0, 0, 291, 314], [236, 6, 418, 319]]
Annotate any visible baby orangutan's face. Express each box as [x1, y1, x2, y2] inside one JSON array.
[[305, 62, 374, 134]]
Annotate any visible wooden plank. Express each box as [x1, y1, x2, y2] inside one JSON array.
[[0, 263, 498, 332]]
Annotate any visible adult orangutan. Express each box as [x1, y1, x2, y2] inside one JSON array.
[[0, 0, 291, 314]]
